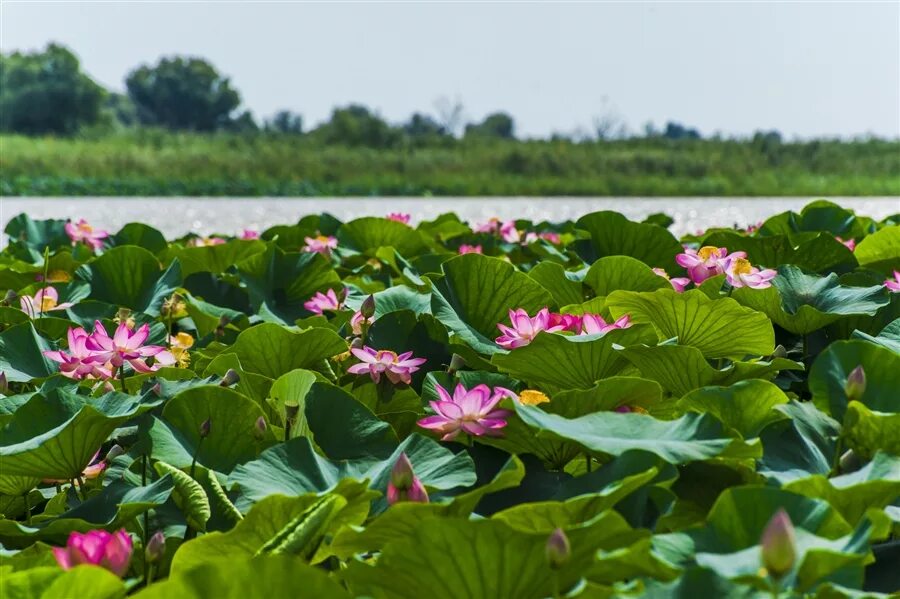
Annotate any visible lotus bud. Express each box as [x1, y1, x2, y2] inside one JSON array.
[[447, 353, 466, 375], [760, 508, 796, 579], [199, 418, 212, 439], [844, 366, 866, 402], [253, 416, 267, 439], [387, 453, 429, 505], [145, 531, 165, 563], [105, 444, 125, 462], [360, 295, 376, 319], [219, 369, 240, 386], [102, 381, 116, 393], [0, 371, 8, 395], [545, 528, 571, 569]]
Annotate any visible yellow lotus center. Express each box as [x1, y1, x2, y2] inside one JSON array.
[[47, 270, 72, 283], [697, 246, 718, 260], [519, 390, 550, 406], [40, 296, 58, 311], [316, 235, 331, 243], [376, 350, 399, 363], [78, 223, 94, 234], [730, 258, 753, 275], [171, 332, 194, 349]]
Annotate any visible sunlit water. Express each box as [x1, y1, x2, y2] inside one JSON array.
[[2, 197, 897, 239]]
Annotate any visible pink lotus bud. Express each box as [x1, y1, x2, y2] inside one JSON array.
[[53, 529, 133, 577], [220, 369, 240, 386], [387, 453, 429, 505], [145, 531, 165, 563], [254, 416, 267, 439], [360, 295, 376, 319], [199, 418, 211, 438], [545, 528, 571, 569], [844, 366, 866, 402], [0, 371, 8, 395], [760, 508, 796, 578]]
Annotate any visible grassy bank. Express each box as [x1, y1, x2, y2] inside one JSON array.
[[2, 132, 898, 196]]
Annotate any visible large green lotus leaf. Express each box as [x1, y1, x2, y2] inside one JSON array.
[[337, 217, 428, 256], [1, 565, 126, 599], [365, 285, 432, 316], [431, 254, 555, 349], [266, 368, 317, 438], [236, 245, 341, 323], [639, 567, 760, 599], [808, 340, 900, 421], [222, 323, 346, 379], [527, 261, 585, 306], [136, 556, 350, 599], [75, 246, 181, 316], [854, 225, 900, 274], [0, 389, 162, 482], [3, 213, 70, 252], [783, 453, 900, 526], [758, 401, 840, 485], [732, 266, 889, 334], [584, 255, 671, 296], [606, 289, 775, 359], [182, 292, 249, 338], [852, 317, 900, 354], [515, 405, 758, 464], [586, 535, 683, 586], [702, 230, 856, 273], [492, 326, 654, 390], [841, 401, 900, 460], [575, 211, 683, 268], [172, 239, 267, 277], [229, 434, 475, 510], [677, 380, 790, 439], [113, 222, 168, 254], [305, 382, 399, 460], [159, 385, 268, 473], [0, 323, 55, 383], [200, 353, 273, 407], [343, 512, 646, 599]]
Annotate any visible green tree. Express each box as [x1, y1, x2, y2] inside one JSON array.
[[312, 104, 400, 148], [265, 110, 303, 134], [0, 43, 105, 135], [125, 56, 241, 131], [464, 112, 515, 140]]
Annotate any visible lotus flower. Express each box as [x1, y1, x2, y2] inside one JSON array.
[[189, 236, 226, 247], [844, 365, 866, 401], [496, 308, 565, 349], [545, 528, 571, 569], [836, 236, 856, 251], [417, 382, 514, 440], [745, 222, 763, 235], [53, 530, 133, 577], [240, 229, 260, 240], [347, 346, 426, 384], [579, 314, 632, 335], [724, 257, 777, 289], [884, 271, 900, 293], [303, 235, 338, 256], [474, 218, 501, 234], [524, 231, 561, 245], [350, 310, 374, 335], [499, 220, 522, 243], [652, 268, 691, 293], [19, 287, 74, 318], [43, 327, 113, 380], [86, 321, 174, 373], [676, 246, 745, 284], [43, 448, 107, 484], [65, 219, 108, 250], [304, 289, 343, 314], [386, 453, 429, 505], [548, 312, 582, 332], [458, 244, 483, 255], [387, 213, 411, 224], [760, 509, 796, 579]]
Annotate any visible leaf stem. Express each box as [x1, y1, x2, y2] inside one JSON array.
[[23, 492, 31, 525], [38, 247, 50, 319], [585, 454, 592, 473], [142, 454, 149, 583]]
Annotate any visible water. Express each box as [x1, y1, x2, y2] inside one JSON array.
[[2, 197, 897, 238]]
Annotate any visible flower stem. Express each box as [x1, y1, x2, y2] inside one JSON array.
[[189, 438, 205, 480], [831, 436, 844, 476], [119, 365, 128, 393], [38, 247, 50, 319], [23, 492, 31, 525], [141, 454, 149, 582]]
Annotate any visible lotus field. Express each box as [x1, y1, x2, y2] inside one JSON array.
[[2, 200, 900, 598]]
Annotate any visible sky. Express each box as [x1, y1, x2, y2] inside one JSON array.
[[1, 2, 898, 139]]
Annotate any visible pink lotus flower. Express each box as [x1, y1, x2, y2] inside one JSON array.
[[745, 222, 763, 235], [459, 244, 483, 255], [579, 314, 632, 335], [884, 271, 900, 293], [347, 346, 426, 384], [386, 453, 429, 505], [240, 229, 260, 240], [65, 219, 108, 250], [43, 327, 113, 380], [499, 220, 522, 243], [417, 382, 514, 441], [53, 530, 133, 578], [474, 218, 501, 234], [524, 231, 561, 245], [304, 289, 343, 314], [189, 236, 226, 247], [43, 449, 106, 484], [496, 308, 565, 349], [303, 234, 339, 256], [652, 268, 691, 293], [836, 236, 856, 251], [19, 287, 74, 318], [548, 312, 582, 332], [387, 213, 411, 224], [724, 257, 777, 289], [350, 310, 374, 335], [676, 246, 745, 285], [86, 321, 174, 373]]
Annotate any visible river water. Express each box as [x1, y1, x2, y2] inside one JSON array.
[[2, 197, 897, 238]]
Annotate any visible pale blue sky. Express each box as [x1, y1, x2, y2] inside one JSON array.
[[2, 1, 898, 139]]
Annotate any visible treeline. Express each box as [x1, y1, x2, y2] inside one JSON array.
[[2, 43, 789, 146]]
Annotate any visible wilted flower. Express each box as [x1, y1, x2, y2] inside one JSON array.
[[347, 346, 426, 384], [676, 246, 744, 284], [884, 271, 900, 293], [303, 288, 343, 314], [387, 453, 429, 505], [43, 327, 113, 380], [579, 314, 632, 336], [760, 509, 797, 579], [303, 234, 338, 256], [496, 308, 565, 349], [545, 528, 571, 569], [53, 530, 133, 577], [87, 321, 175, 373], [517, 389, 550, 406], [458, 244, 483, 255], [844, 365, 866, 401], [386, 213, 411, 224], [65, 219, 108, 250], [652, 268, 691, 293], [724, 257, 777, 289], [19, 287, 74, 318], [145, 531, 166, 564], [240, 228, 260, 240], [417, 382, 514, 440]]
